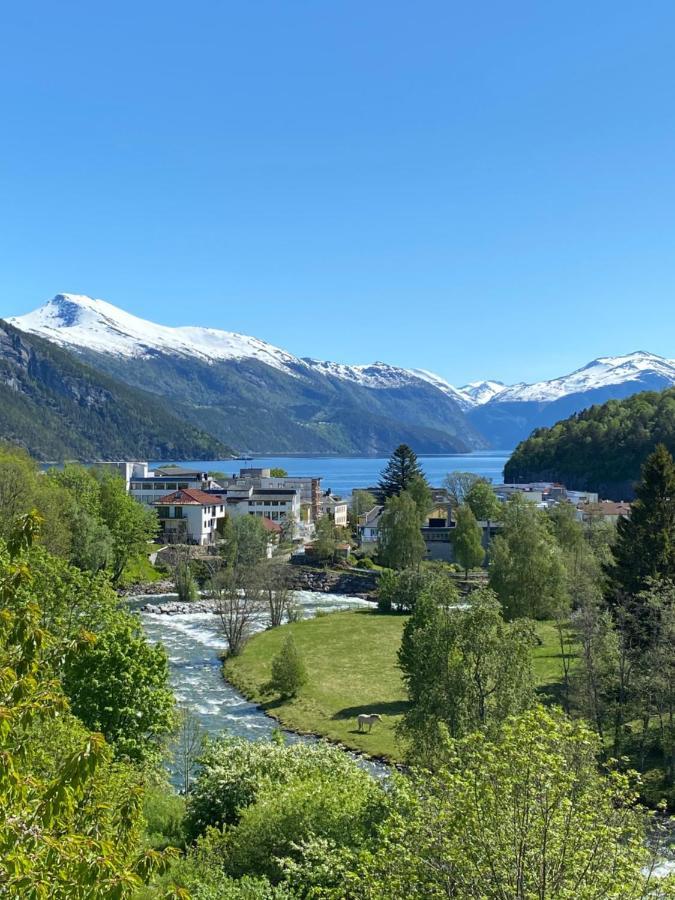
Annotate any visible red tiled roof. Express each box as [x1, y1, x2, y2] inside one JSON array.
[[155, 489, 224, 506], [261, 516, 282, 533]]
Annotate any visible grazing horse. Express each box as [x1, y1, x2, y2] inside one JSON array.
[[357, 713, 382, 733]]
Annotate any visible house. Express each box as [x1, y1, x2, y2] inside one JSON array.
[[494, 484, 544, 505], [357, 506, 384, 544], [154, 488, 227, 545], [260, 516, 283, 557], [321, 493, 349, 527], [577, 500, 631, 524]]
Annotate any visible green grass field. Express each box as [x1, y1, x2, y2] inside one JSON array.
[[224, 609, 574, 761]]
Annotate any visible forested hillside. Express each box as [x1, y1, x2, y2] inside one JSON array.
[[504, 388, 675, 498], [0, 320, 231, 460]]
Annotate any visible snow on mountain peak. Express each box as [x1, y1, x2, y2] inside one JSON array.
[[7, 296, 675, 412], [493, 351, 675, 403], [458, 380, 507, 406], [8, 293, 302, 372]]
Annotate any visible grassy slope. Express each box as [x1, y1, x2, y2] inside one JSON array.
[[224, 609, 573, 761]]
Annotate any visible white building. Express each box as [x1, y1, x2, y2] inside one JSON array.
[[129, 464, 220, 507], [226, 468, 322, 521], [357, 506, 384, 544], [321, 494, 349, 527], [154, 488, 227, 545], [221, 485, 301, 536]]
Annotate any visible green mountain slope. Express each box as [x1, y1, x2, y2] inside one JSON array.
[[504, 388, 675, 499], [74, 351, 486, 455], [0, 321, 232, 461]]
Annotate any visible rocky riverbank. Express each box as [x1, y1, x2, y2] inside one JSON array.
[[124, 564, 380, 612], [285, 565, 379, 599], [118, 579, 175, 597]]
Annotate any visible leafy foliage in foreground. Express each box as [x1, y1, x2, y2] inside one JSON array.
[[357, 707, 670, 899], [0, 515, 175, 898]]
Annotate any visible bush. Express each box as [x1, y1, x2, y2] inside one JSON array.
[[174, 560, 198, 602], [224, 768, 384, 883], [269, 634, 308, 698], [184, 735, 373, 841], [359, 557, 376, 569], [142, 782, 186, 850]]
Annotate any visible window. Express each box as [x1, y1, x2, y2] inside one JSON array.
[[178, 482, 188, 489]]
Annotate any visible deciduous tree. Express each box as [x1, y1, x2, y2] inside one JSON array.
[[399, 587, 536, 761], [359, 707, 666, 899], [452, 504, 484, 577], [378, 492, 426, 570], [488, 493, 568, 620]]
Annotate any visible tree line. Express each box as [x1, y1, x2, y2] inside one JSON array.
[[504, 385, 675, 497]]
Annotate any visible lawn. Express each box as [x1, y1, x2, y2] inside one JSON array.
[[224, 609, 574, 761]]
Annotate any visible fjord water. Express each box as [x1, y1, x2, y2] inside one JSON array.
[[154, 450, 511, 495]]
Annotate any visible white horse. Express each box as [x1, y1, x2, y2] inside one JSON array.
[[357, 713, 382, 733]]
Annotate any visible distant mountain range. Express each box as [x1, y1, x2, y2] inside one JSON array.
[[6, 293, 675, 456], [0, 318, 231, 461]]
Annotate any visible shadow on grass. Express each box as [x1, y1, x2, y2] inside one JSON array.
[[536, 683, 568, 706], [331, 700, 410, 721]]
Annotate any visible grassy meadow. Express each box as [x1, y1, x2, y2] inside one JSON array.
[[224, 608, 574, 761]]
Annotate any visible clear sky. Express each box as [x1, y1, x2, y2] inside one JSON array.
[[2, 1, 675, 385]]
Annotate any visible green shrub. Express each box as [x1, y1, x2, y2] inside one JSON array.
[[269, 635, 308, 698], [142, 782, 186, 850]]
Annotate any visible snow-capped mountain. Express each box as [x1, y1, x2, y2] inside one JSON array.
[[9, 294, 457, 393], [6, 294, 485, 455], [8, 293, 300, 373], [458, 380, 507, 406], [490, 352, 675, 404], [7, 294, 675, 452]]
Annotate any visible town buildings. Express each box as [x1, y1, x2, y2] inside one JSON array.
[[154, 488, 227, 545]]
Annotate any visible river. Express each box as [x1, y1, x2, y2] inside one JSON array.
[[133, 592, 674, 872], [132, 591, 385, 779], [150, 451, 511, 496]]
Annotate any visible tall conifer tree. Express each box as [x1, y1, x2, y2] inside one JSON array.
[[606, 443, 675, 600], [378, 444, 426, 498]]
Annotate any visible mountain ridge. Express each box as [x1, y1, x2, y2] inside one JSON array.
[[0, 319, 233, 461], [8, 294, 675, 453]]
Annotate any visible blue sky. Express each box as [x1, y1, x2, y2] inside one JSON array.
[[2, 1, 675, 385]]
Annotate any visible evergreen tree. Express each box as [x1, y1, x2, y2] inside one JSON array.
[[606, 443, 675, 601], [453, 504, 485, 577], [378, 492, 426, 570], [270, 634, 308, 698], [378, 445, 426, 498]]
